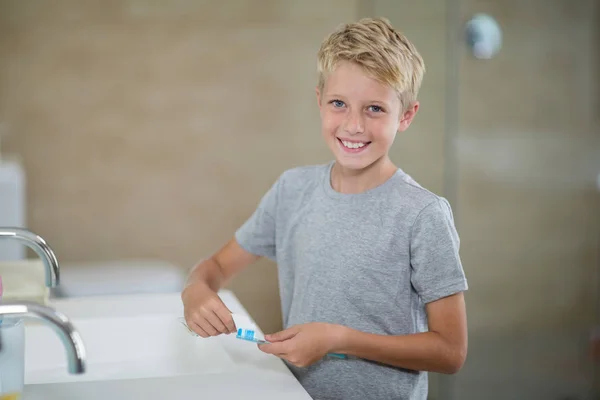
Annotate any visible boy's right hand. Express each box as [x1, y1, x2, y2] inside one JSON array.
[[182, 281, 237, 338]]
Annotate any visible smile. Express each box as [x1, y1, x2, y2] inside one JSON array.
[[337, 138, 371, 153]]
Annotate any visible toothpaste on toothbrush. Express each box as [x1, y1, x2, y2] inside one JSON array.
[[231, 313, 268, 344]]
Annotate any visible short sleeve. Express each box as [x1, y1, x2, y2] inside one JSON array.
[[410, 198, 468, 304], [234, 176, 280, 261]]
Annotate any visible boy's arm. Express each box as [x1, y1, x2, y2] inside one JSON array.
[[260, 292, 467, 374], [260, 197, 468, 372], [333, 292, 467, 374], [182, 238, 260, 336], [182, 172, 282, 337], [184, 238, 260, 292], [335, 198, 468, 373]]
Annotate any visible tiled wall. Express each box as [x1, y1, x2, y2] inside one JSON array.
[[0, 0, 360, 334]]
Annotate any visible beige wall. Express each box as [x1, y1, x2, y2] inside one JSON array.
[[0, 0, 455, 336], [0, 0, 360, 334], [1, 1, 599, 398]]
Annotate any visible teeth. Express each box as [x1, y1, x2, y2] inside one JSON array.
[[341, 140, 366, 149]]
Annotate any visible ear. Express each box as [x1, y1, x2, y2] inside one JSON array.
[[397, 101, 419, 132], [315, 86, 322, 108]]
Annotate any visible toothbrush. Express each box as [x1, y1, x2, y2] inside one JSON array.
[[231, 313, 269, 344], [235, 327, 269, 344], [236, 327, 347, 359], [178, 314, 347, 359]]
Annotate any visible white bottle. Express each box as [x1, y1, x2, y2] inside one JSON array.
[[0, 158, 26, 261]]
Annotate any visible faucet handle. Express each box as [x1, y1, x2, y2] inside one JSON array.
[[0, 227, 60, 287]]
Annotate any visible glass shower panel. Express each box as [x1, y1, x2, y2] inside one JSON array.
[[447, 0, 600, 398]]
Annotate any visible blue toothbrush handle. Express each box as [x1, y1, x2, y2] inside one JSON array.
[[327, 352, 347, 359]]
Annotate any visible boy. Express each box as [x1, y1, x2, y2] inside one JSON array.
[[182, 17, 468, 400]]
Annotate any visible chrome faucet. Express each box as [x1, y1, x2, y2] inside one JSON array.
[[0, 227, 60, 287], [0, 228, 82, 372], [0, 302, 86, 374]]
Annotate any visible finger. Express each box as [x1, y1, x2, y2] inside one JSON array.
[[202, 310, 228, 335], [191, 321, 210, 338], [209, 309, 231, 334], [194, 315, 219, 336], [265, 350, 303, 368], [265, 326, 299, 342], [213, 303, 236, 334], [258, 341, 288, 356], [286, 356, 311, 368], [203, 297, 232, 334], [183, 315, 207, 337]]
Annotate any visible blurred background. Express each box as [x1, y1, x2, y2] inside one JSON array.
[[0, 0, 598, 398]]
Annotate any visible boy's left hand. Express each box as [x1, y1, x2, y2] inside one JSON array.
[[258, 322, 345, 368]]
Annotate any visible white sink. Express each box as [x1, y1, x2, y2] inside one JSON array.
[[24, 313, 237, 385], [22, 291, 313, 400]]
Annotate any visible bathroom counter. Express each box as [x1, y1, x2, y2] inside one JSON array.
[[22, 290, 313, 400]]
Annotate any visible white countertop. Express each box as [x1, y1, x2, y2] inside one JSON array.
[[22, 290, 313, 400]]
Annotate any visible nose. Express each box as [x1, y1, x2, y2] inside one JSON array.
[[343, 110, 364, 135]]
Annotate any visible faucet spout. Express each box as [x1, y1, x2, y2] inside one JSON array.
[[0, 227, 60, 287], [0, 302, 86, 374]]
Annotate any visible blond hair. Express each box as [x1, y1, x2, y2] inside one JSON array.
[[317, 17, 425, 111]]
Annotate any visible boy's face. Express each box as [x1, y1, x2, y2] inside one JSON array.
[[316, 61, 418, 171]]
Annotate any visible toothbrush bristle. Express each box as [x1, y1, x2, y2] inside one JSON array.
[[237, 328, 258, 341]]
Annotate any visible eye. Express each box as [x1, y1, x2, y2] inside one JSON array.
[[330, 99, 345, 108], [368, 105, 384, 113]]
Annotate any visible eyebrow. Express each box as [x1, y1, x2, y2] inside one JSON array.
[[325, 94, 389, 104], [366, 100, 390, 106], [324, 93, 392, 109]]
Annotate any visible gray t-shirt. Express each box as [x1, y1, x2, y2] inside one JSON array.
[[235, 161, 468, 400]]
